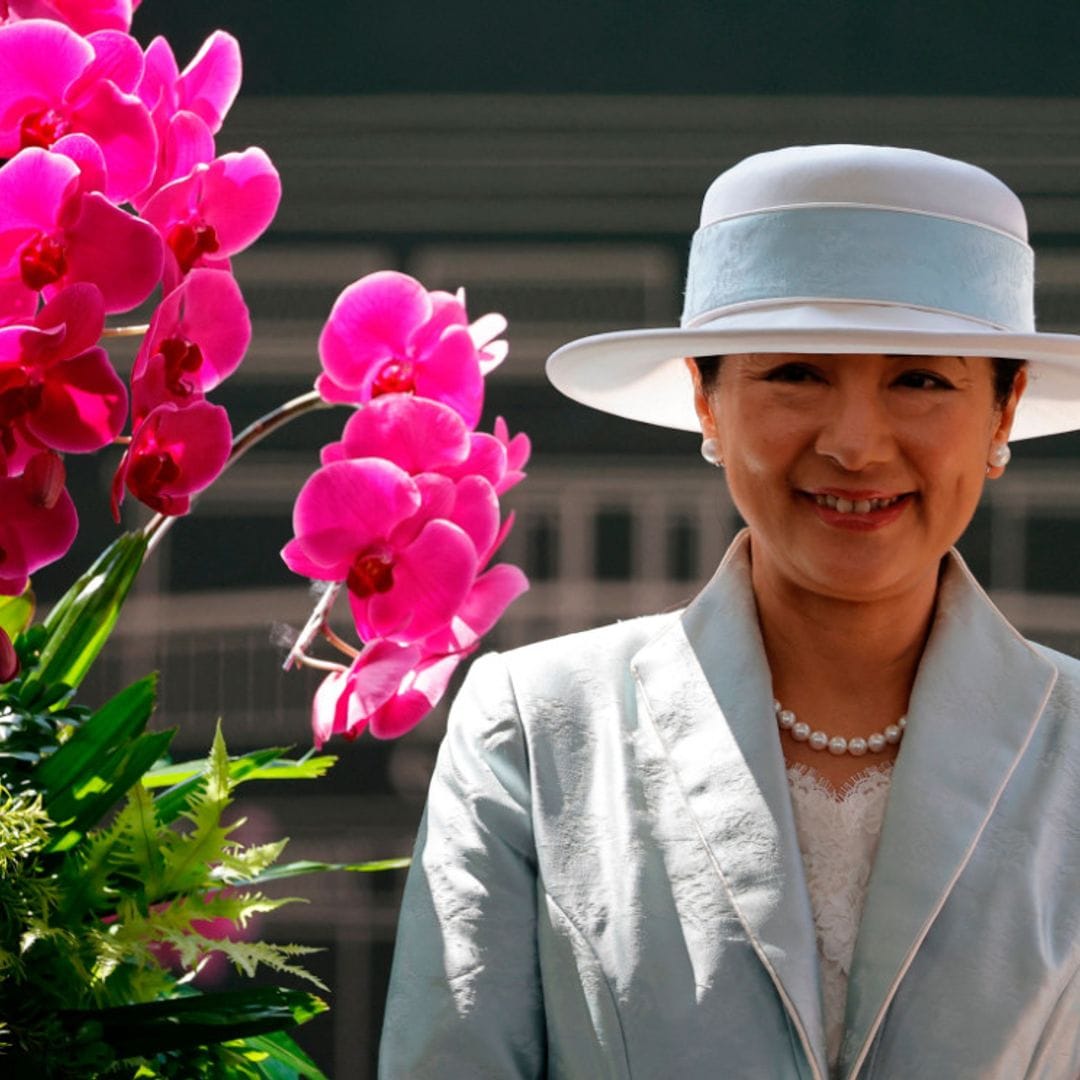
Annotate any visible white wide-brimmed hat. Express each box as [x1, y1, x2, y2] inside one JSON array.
[[546, 144, 1080, 440]]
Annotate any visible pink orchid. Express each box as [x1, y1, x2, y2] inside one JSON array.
[[437, 416, 532, 495], [134, 32, 242, 206], [0, 283, 126, 474], [311, 563, 528, 745], [315, 271, 489, 428], [319, 394, 471, 473], [0, 19, 157, 201], [282, 458, 483, 644], [1, 0, 140, 35], [111, 399, 231, 519], [0, 147, 163, 315], [130, 269, 250, 424], [312, 640, 463, 747], [0, 449, 78, 594], [140, 147, 281, 290]]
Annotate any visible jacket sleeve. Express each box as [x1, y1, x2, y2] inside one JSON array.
[[378, 652, 545, 1079], [1026, 959, 1080, 1079]]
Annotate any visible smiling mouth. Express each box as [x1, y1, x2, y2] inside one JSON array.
[[812, 493, 908, 514]]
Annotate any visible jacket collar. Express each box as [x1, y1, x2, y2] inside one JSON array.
[[630, 532, 1056, 1080], [837, 548, 1056, 1077]]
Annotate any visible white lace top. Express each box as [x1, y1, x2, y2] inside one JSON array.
[[785, 763, 894, 1076]]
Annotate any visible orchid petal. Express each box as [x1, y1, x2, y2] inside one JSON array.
[[197, 148, 280, 254], [448, 475, 501, 561], [0, 147, 78, 239], [337, 395, 470, 473], [0, 20, 92, 155], [289, 459, 420, 574], [0, 468, 78, 593], [361, 518, 476, 642], [60, 190, 162, 312], [65, 78, 156, 201], [178, 31, 241, 133], [414, 325, 484, 428], [29, 346, 126, 452], [318, 271, 432, 390], [80, 29, 144, 94], [367, 651, 463, 739], [51, 131, 108, 193]]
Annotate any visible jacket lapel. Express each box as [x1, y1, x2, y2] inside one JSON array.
[[631, 533, 830, 1079], [838, 552, 1057, 1078]]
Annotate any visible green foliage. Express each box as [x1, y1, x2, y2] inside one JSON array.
[[0, 540, 408, 1076]]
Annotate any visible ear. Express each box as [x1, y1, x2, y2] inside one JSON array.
[[987, 365, 1027, 479], [684, 357, 719, 441]]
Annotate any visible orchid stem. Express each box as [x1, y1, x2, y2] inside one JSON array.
[[292, 654, 349, 674], [142, 388, 334, 554], [322, 623, 360, 659], [102, 324, 151, 338]]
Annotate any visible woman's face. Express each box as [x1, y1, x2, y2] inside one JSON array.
[[689, 353, 1026, 604]]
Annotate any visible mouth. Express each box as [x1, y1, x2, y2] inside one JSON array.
[[811, 492, 908, 515]]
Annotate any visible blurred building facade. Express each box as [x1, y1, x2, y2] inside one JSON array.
[[79, 94, 1080, 1074]]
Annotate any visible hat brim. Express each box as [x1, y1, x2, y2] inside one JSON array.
[[547, 314, 1080, 441]]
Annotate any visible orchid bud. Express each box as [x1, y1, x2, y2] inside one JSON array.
[[0, 628, 18, 684], [21, 451, 66, 509]]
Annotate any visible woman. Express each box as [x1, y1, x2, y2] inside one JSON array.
[[379, 146, 1080, 1078]]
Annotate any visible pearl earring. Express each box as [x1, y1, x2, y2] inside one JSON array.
[[988, 443, 1011, 469], [701, 437, 722, 467]]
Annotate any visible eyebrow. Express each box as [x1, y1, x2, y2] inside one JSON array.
[[884, 354, 970, 366]]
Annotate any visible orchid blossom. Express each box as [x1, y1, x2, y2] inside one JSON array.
[[111, 399, 232, 518], [0, 146, 163, 315], [130, 268, 250, 423], [134, 31, 241, 206], [282, 459, 483, 645], [0, 18, 156, 201], [140, 147, 281, 290], [0, 283, 126, 475], [316, 271, 492, 428], [0, 0, 141, 35], [0, 449, 78, 595]]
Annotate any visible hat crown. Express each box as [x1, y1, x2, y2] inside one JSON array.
[[700, 144, 1028, 241]]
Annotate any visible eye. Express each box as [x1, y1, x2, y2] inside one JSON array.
[[894, 370, 956, 391], [763, 362, 824, 384]]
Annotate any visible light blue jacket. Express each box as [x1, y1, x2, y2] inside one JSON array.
[[380, 536, 1080, 1078]]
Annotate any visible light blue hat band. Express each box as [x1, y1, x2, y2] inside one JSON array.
[[681, 206, 1035, 332]]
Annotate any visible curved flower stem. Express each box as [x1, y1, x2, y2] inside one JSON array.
[[102, 324, 151, 338], [322, 623, 360, 660], [142, 388, 334, 555], [284, 582, 342, 671], [292, 654, 349, 674]]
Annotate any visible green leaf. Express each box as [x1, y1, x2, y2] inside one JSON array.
[[236, 856, 410, 885], [148, 751, 336, 827], [0, 586, 34, 637], [61, 987, 327, 1058], [235, 1031, 329, 1080], [34, 674, 157, 803], [45, 729, 174, 853], [22, 532, 147, 705], [144, 751, 336, 790]]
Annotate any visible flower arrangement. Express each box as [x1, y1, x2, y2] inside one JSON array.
[[0, 1, 529, 1074]]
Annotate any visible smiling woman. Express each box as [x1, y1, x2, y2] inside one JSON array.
[[380, 146, 1080, 1079]]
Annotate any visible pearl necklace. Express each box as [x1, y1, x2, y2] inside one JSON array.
[[774, 698, 906, 756]]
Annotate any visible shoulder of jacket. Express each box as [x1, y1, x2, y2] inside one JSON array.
[[1030, 640, 1080, 694], [492, 610, 681, 681]]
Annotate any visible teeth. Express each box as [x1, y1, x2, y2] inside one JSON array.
[[814, 493, 903, 513]]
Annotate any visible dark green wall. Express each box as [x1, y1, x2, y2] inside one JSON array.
[[134, 1, 1080, 96]]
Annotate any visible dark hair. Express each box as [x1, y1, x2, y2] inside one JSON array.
[[692, 355, 1026, 409]]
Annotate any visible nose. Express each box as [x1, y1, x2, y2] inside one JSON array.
[[814, 384, 895, 472]]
